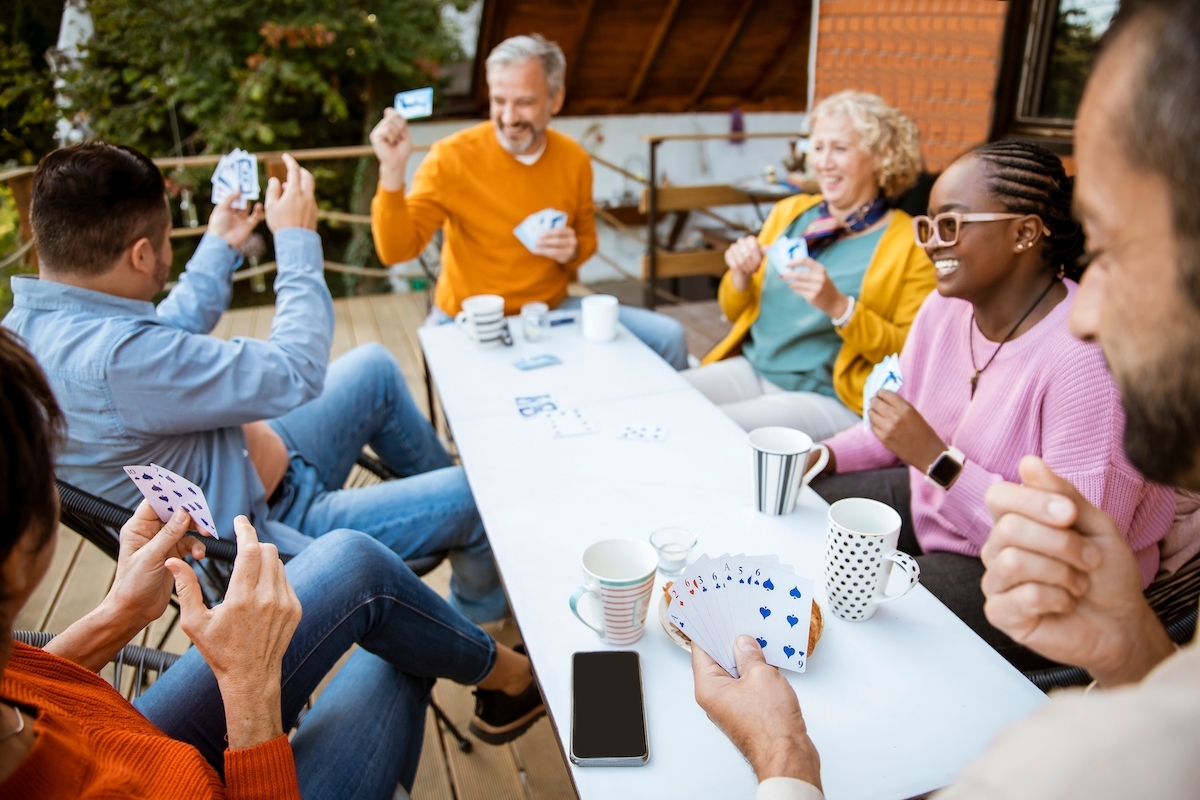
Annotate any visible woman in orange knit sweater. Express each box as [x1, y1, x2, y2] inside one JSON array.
[[0, 328, 542, 799]]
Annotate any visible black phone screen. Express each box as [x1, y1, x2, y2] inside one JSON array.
[[571, 651, 648, 761]]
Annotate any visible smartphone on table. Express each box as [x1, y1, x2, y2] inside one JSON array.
[[570, 651, 649, 767]]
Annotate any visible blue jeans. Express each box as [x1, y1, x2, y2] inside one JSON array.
[[135, 530, 496, 799], [267, 343, 507, 622], [427, 298, 689, 370]]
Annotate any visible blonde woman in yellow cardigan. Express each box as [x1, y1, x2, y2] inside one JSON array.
[[685, 91, 936, 439]]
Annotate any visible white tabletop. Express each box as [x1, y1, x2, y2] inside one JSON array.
[[419, 321, 1047, 800]]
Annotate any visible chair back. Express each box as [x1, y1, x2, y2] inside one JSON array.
[[13, 630, 181, 699]]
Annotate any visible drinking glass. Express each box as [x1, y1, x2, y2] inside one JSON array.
[[522, 302, 550, 342], [649, 527, 697, 578]]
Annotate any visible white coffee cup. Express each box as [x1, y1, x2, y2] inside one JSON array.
[[569, 538, 658, 645], [581, 294, 619, 342], [456, 294, 506, 348], [748, 427, 830, 516], [824, 497, 921, 621]]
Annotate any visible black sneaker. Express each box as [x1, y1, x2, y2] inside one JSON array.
[[468, 644, 546, 745]]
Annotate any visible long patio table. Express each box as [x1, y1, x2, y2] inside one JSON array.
[[418, 318, 1047, 800]]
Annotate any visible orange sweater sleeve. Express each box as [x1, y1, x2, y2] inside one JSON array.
[[224, 735, 301, 800], [566, 160, 597, 272], [370, 143, 451, 265]]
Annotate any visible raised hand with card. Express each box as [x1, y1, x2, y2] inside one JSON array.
[[207, 190, 264, 249], [370, 107, 414, 192]]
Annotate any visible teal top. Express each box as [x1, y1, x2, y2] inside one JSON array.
[[743, 206, 886, 394]]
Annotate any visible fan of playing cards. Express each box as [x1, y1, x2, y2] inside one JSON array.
[[665, 554, 816, 676], [123, 464, 220, 539], [514, 208, 568, 253], [862, 353, 903, 428], [211, 148, 260, 210]]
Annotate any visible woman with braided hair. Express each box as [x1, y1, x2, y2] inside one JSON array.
[[809, 140, 1175, 668]]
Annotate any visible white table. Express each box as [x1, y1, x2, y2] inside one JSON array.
[[419, 320, 1047, 800]]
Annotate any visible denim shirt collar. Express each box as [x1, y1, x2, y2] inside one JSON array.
[[10, 274, 159, 319]]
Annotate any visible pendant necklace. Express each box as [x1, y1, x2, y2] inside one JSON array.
[[969, 279, 1057, 398]]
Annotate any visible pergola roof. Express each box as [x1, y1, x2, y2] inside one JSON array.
[[471, 0, 814, 116]]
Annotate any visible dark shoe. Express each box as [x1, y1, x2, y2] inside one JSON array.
[[468, 644, 545, 745]]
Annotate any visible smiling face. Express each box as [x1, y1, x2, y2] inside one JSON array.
[[809, 112, 879, 212], [922, 155, 1039, 302], [488, 59, 564, 155]]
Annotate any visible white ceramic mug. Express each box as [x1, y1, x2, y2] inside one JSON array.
[[581, 294, 619, 342], [748, 427, 830, 516], [824, 497, 921, 621], [569, 538, 658, 644], [455, 294, 506, 347]]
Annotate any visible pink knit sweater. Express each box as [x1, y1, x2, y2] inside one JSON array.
[[824, 281, 1174, 587]]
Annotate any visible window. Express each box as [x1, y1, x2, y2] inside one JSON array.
[[992, 0, 1120, 146]]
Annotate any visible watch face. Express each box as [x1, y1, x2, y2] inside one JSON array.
[[929, 454, 963, 486]]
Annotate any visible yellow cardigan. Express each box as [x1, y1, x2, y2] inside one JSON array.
[[703, 194, 936, 414]]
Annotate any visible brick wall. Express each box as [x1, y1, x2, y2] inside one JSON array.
[[813, 0, 1008, 172]]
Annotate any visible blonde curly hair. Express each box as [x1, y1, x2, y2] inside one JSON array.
[[810, 91, 922, 199]]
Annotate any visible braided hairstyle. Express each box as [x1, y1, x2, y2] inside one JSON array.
[[970, 140, 1087, 280]]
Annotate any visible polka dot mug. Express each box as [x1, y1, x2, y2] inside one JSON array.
[[824, 498, 921, 621]]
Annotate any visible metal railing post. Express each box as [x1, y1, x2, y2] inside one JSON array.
[[645, 138, 661, 310]]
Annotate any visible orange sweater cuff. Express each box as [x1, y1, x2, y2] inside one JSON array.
[[224, 734, 301, 800]]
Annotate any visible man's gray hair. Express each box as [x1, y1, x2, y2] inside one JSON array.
[[486, 34, 566, 95]]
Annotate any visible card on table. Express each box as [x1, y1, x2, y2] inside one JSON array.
[[545, 408, 597, 438], [862, 353, 903, 429], [123, 463, 220, 538], [394, 87, 434, 119], [514, 208, 569, 252], [617, 425, 668, 442], [513, 354, 562, 371], [767, 234, 809, 276], [667, 553, 814, 675], [515, 393, 559, 418]]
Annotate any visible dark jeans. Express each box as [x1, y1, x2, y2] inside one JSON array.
[[811, 467, 1058, 672]]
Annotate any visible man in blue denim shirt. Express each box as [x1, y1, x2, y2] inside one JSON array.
[[4, 143, 507, 621]]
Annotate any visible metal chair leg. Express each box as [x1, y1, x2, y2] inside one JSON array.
[[431, 699, 472, 753]]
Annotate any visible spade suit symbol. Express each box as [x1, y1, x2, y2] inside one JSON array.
[[763, 578, 775, 591], [783, 645, 796, 659], [158, 495, 169, 503], [151, 484, 163, 492], [759, 606, 771, 619], [755, 637, 767, 648], [789, 587, 803, 599], [787, 614, 799, 627], [141, 472, 153, 480]]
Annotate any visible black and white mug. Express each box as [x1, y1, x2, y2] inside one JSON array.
[[455, 294, 506, 348], [824, 497, 920, 621], [748, 427, 829, 516]]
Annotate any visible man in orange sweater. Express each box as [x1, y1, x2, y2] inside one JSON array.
[[370, 34, 688, 369]]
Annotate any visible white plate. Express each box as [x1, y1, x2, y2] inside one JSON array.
[[658, 593, 691, 652]]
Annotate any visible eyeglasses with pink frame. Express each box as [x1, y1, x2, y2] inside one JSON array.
[[912, 211, 1048, 248]]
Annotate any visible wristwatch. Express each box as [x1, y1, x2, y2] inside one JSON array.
[[926, 446, 965, 489]]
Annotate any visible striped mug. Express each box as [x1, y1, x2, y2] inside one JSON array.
[[748, 427, 829, 516], [569, 539, 658, 645]]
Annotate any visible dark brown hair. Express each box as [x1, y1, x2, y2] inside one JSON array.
[[1106, 0, 1200, 310], [31, 142, 170, 276], [0, 328, 63, 568]]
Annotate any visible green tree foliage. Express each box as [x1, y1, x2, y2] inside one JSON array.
[[1038, 5, 1110, 120], [0, 0, 62, 166]]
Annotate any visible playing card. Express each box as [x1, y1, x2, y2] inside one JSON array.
[[545, 408, 597, 438], [742, 566, 814, 672], [767, 234, 809, 275], [514, 208, 569, 253], [617, 425, 668, 442], [665, 578, 727, 675], [515, 393, 558, 418], [678, 562, 739, 675], [123, 464, 219, 539], [234, 150, 260, 202], [863, 353, 903, 429], [513, 354, 562, 371], [211, 149, 259, 210], [394, 87, 434, 119]]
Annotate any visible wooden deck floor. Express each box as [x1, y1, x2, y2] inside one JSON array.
[[26, 290, 732, 800]]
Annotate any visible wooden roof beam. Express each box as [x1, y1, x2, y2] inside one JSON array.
[[687, 0, 757, 108], [749, 8, 811, 101], [626, 0, 683, 105], [565, 0, 598, 99]]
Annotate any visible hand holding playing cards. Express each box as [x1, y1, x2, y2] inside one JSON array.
[[44, 501, 207, 672], [166, 515, 302, 750], [265, 153, 317, 233], [534, 225, 578, 264], [868, 389, 946, 472], [693, 636, 822, 789], [783, 258, 850, 319], [981, 457, 1175, 687], [208, 190, 265, 249], [370, 107, 413, 192], [725, 236, 765, 292]]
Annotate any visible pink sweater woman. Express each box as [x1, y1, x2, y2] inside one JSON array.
[[811, 141, 1174, 669]]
